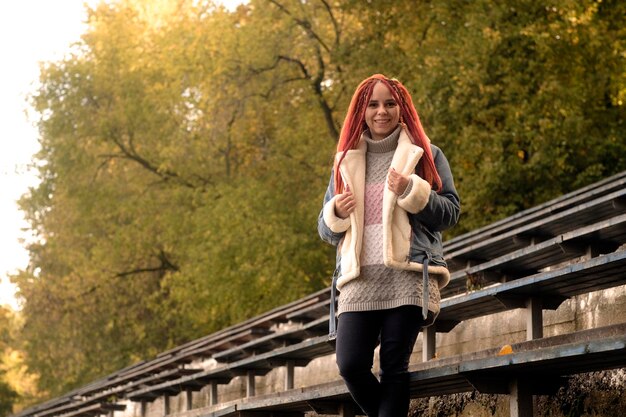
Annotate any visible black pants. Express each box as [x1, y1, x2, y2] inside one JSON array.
[[335, 305, 424, 417]]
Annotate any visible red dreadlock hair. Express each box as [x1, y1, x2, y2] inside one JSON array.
[[334, 74, 442, 194]]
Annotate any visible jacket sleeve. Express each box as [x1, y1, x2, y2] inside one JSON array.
[[318, 170, 350, 246], [410, 146, 461, 232]]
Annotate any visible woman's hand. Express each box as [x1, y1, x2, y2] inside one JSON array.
[[335, 186, 355, 219], [387, 168, 409, 196]]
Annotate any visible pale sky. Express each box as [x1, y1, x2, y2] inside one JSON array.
[[0, 0, 242, 310]]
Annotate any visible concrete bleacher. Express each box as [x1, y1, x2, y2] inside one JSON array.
[[192, 323, 626, 417], [13, 171, 626, 417]]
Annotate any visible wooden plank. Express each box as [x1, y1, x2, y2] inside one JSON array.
[[458, 339, 626, 377], [443, 172, 626, 253], [209, 405, 237, 417], [285, 300, 330, 323], [234, 380, 350, 412], [439, 250, 626, 326], [213, 317, 328, 364], [33, 367, 199, 417], [51, 403, 126, 417], [439, 294, 517, 322], [183, 328, 273, 360], [445, 190, 626, 265], [128, 335, 333, 401], [156, 290, 327, 358], [459, 214, 626, 283], [116, 290, 330, 389]]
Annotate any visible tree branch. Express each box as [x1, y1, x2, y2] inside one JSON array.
[[105, 129, 200, 189], [319, 0, 341, 47], [267, 0, 331, 53], [114, 249, 179, 279]]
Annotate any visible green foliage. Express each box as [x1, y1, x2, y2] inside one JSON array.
[[0, 308, 20, 415], [0, 382, 17, 417], [13, 0, 625, 396], [344, 0, 625, 232]]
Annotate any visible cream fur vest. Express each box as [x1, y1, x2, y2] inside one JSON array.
[[322, 128, 451, 290]]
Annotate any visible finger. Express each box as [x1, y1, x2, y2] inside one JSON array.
[[339, 201, 355, 215], [338, 192, 351, 202]]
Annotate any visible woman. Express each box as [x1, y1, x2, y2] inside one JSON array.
[[317, 74, 460, 417]]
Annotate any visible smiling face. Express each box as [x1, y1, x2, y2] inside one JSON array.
[[365, 81, 400, 140]]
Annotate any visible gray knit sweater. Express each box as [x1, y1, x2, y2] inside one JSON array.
[[337, 127, 441, 315]]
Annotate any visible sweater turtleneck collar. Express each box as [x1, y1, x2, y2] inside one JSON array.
[[364, 125, 402, 153]]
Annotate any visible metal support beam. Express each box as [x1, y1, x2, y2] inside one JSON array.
[[247, 370, 256, 397], [525, 297, 543, 340], [163, 395, 170, 417], [285, 360, 295, 390], [423, 326, 436, 361], [185, 390, 193, 411], [509, 378, 533, 417], [338, 402, 356, 417], [209, 381, 218, 406]]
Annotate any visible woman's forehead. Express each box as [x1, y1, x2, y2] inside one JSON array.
[[370, 82, 394, 99]]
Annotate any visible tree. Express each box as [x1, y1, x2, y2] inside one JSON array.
[[14, 0, 625, 395], [343, 0, 626, 232], [16, 0, 338, 395]]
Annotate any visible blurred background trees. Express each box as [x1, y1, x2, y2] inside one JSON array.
[[8, 0, 625, 400]]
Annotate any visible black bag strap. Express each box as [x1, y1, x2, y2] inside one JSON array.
[[328, 267, 339, 343]]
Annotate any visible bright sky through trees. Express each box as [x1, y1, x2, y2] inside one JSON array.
[[0, 0, 245, 310], [0, 0, 99, 310]]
